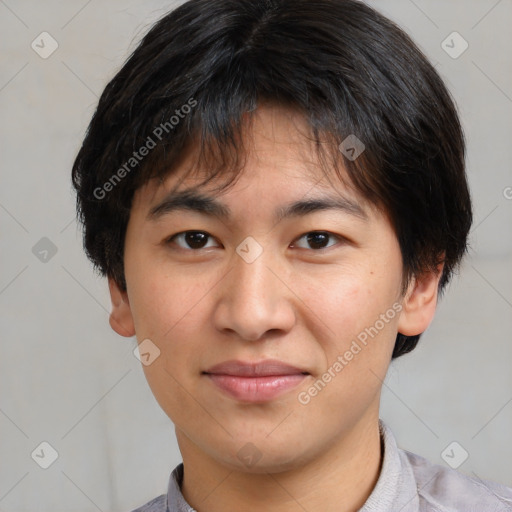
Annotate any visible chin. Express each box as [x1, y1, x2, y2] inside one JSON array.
[[214, 438, 315, 475]]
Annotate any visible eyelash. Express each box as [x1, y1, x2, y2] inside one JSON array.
[[165, 230, 345, 252]]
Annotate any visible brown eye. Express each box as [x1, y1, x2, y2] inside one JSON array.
[[293, 231, 340, 250], [168, 231, 219, 250]]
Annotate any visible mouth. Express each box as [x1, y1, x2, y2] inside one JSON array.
[[202, 359, 310, 402]]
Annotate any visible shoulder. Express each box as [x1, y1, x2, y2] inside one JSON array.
[[402, 449, 512, 511], [129, 493, 166, 512]]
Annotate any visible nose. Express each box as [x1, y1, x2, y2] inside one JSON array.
[[212, 242, 296, 342]]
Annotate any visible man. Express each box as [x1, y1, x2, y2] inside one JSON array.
[[71, 0, 512, 510]]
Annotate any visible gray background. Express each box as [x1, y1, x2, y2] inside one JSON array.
[[1, 1, 511, 511]]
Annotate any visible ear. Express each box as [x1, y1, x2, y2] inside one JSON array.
[[397, 263, 444, 337], [108, 277, 135, 337]]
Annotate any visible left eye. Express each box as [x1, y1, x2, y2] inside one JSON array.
[[292, 231, 340, 250]]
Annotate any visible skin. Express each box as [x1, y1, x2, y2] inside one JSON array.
[[109, 104, 442, 512]]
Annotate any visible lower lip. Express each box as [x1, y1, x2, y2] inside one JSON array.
[[205, 374, 308, 402]]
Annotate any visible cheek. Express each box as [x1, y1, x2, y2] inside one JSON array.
[[126, 254, 208, 340], [128, 267, 215, 425], [299, 265, 398, 338], [295, 274, 398, 427], [127, 263, 222, 384], [294, 264, 400, 394]]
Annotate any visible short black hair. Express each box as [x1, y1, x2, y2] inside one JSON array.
[[71, 0, 472, 358]]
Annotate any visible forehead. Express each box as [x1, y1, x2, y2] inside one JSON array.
[[134, 104, 369, 213]]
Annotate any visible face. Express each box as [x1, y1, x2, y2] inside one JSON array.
[[110, 104, 440, 473]]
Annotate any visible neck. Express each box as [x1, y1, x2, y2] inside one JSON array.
[[176, 414, 383, 512]]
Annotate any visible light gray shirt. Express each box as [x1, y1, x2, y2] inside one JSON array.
[[131, 421, 512, 511]]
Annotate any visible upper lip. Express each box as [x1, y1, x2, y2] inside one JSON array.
[[204, 359, 309, 377]]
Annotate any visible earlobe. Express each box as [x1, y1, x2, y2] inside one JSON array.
[[397, 264, 444, 337], [108, 277, 136, 337]]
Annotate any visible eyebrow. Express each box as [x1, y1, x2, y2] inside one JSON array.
[[148, 189, 368, 223]]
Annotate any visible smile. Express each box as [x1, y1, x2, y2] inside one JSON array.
[[203, 359, 310, 402]]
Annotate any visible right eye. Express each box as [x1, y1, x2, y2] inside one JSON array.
[[166, 230, 221, 251]]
